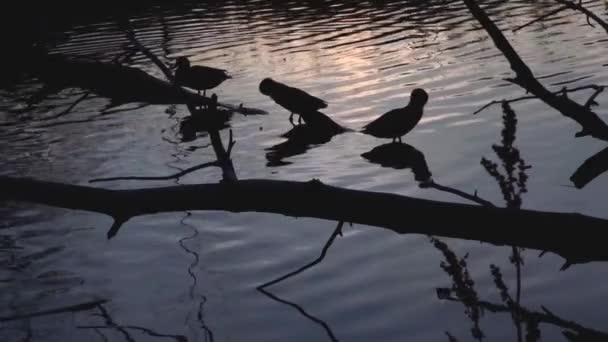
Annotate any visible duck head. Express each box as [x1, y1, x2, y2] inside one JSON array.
[[259, 78, 276, 96], [409, 88, 429, 108], [174, 56, 191, 70]]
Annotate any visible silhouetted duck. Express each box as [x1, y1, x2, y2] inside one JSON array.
[[361, 88, 428, 143], [174, 57, 231, 96], [259, 78, 328, 125]]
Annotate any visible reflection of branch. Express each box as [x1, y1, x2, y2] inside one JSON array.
[[80, 325, 187, 342], [257, 222, 343, 341], [259, 221, 344, 288], [258, 287, 339, 342], [81, 304, 188, 342], [89, 161, 219, 183], [94, 304, 136, 342], [0, 299, 108, 322], [5, 176, 608, 265], [463, 0, 608, 140]]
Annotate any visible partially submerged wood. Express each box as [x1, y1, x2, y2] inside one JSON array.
[[35, 54, 208, 107], [32, 54, 266, 115], [2, 176, 607, 266]]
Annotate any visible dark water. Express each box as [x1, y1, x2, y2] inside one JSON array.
[[2, 1, 608, 341]]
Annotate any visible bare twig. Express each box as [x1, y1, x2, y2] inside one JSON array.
[[421, 181, 496, 207], [512, 6, 569, 32], [584, 85, 604, 108], [554, 0, 608, 34], [474, 85, 607, 115], [89, 161, 220, 183], [226, 129, 236, 156], [474, 96, 537, 115]]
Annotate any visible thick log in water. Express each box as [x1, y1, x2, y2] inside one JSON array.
[[1, 176, 607, 266]]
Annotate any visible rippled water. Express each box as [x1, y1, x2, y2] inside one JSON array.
[[2, 1, 608, 341]]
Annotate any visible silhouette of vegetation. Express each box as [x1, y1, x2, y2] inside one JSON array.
[[433, 237, 608, 342]]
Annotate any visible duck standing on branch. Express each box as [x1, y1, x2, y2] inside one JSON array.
[[173, 56, 231, 96], [361, 88, 429, 143], [259, 78, 328, 125]]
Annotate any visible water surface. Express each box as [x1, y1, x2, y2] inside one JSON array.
[[2, 1, 608, 341]]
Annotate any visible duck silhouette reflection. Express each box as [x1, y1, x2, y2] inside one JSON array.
[[266, 110, 346, 166], [361, 142, 432, 183], [180, 94, 232, 142], [259, 78, 328, 125]]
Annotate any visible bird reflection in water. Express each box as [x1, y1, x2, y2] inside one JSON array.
[[362, 142, 495, 207], [266, 110, 347, 166], [361, 142, 433, 183], [179, 94, 233, 142]]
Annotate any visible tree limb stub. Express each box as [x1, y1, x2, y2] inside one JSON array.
[[2, 176, 607, 265], [463, 0, 608, 141]]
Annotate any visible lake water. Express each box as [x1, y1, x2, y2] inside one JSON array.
[[2, 1, 608, 341]]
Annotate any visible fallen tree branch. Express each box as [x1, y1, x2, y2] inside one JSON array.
[[2, 176, 608, 266], [463, 0, 608, 140], [89, 161, 220, 183]]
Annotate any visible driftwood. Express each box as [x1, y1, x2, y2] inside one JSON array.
[[465, 0, 608, 141], [2, 176, 608, 266]]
